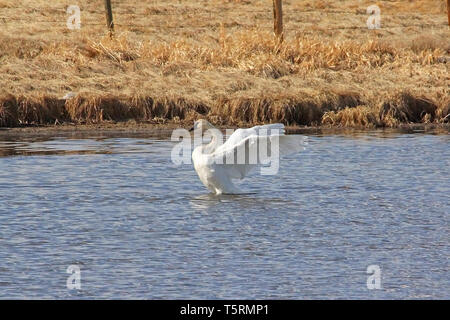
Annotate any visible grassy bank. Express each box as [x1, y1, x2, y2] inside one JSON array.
[[0, 0, 449, 128]]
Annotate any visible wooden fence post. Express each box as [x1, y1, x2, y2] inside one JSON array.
[[273, 0, 283, 42], [447, 0, 450, 27], [104, 0, 114, 36]]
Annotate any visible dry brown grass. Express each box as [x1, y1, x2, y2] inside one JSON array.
[[322, 92, 444, 127], [0, 0, 448, 128]]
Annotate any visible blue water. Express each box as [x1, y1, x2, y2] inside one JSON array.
[[0, 131, 448, 299]]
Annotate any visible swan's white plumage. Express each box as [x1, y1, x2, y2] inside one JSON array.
[[191, 120, 304, 194], [214, 123, 285, 154]]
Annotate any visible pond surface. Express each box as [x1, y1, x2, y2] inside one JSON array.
[[0, 131, 448, 299]]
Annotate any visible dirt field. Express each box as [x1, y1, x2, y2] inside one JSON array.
[[0, 0, 449, 128]]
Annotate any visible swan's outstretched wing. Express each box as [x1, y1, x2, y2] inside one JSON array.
[[210, 133, 305, 180], [215, 123, 285, 154]]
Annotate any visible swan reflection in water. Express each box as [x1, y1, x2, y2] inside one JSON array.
[[188, 192, 295, 212]]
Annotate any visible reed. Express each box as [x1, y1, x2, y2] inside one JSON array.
[[1, 90, 447, 128]]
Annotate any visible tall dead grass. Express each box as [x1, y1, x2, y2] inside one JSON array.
[[321, 92, 448, 127], [1, 90, 448, 128], [74, 32, 409, 77]]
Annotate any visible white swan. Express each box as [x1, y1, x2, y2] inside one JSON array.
[[190, 120, 305, 194]]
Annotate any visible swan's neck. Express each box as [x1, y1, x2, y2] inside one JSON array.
[[202, 133, 218, 154]]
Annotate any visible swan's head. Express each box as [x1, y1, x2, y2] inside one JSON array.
[[189, 119, 215, 133]]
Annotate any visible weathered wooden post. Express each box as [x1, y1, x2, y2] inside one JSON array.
[[447, 0, 450, 27], [273, 0, 283, 42], [104, 0, 114, 37]]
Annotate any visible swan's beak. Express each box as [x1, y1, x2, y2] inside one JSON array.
[[189, 126, 194, 132]]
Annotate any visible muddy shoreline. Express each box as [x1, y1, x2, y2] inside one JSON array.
[[0, 121, 448, 138]]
